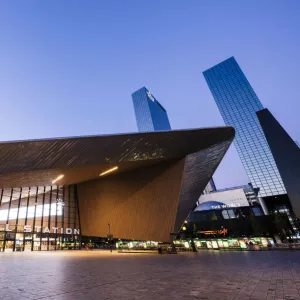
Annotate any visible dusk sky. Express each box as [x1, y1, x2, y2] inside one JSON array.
[[1, 1, 299, 189]]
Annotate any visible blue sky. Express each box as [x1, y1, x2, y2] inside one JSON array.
[[0, 1, 299, 189]]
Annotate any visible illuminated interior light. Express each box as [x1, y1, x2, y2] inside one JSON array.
[[0, 203, 62, 221], [99, 166, 118, 176], [52, 174, 64, 184]]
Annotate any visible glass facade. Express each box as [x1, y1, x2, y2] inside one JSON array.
[[0, 185, 81, 252], [203, 57, 286, 197], [132, 87, 171, 132], [203, 178, 216, 194]]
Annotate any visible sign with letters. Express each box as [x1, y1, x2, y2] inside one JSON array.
[[199, 228, 228, 236], [195, 188, 249, 211], [146, 90, 155, 102], [4, 224, 80, 235]]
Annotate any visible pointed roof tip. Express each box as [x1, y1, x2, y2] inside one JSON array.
[[203, 56, 237, 74], [131, 86, 148, 96]]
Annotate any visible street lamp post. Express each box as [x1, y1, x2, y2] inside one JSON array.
[[108, 223, 112, 252], [170, 232, 178, 254]]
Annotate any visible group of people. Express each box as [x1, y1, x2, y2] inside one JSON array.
[[245, 241, 254, 247]]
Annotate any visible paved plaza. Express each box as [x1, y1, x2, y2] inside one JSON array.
[[1, 250, 300, 300]]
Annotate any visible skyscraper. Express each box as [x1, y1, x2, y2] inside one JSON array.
[[203, 57, 286, 198], [257, 108, 300, 218], [132, 87, 171, 132]]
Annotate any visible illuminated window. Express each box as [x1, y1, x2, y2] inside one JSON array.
[[0, 203, 62, 221]]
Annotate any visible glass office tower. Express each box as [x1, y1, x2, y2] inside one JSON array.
[[203, 57, 286, 197], [132, 87, 171, 132]]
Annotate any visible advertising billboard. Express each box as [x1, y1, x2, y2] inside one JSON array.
[[195, 188, 249, 211]]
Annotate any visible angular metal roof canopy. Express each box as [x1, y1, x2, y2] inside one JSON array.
[[0, 127, 234, 188]]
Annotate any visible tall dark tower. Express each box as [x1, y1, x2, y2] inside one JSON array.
[[257, 108, 300, 219]]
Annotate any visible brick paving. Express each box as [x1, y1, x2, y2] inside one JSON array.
[[1, 250, 300, 300]]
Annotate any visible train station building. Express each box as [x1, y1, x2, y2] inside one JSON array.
[[0, 127, 234, 251]]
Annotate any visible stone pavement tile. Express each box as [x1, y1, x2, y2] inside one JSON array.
[[284, 291, 300, 298], [276, 294, 284, 299], [1, 296, 25, 300], [1, 250, 300, 300], [208, 292, 231, 299], [255, 288, 270, 294], [232, 295, 251, 300], [251, 291, 268, 298], [270, 284, 277, 289], [0, 290, 37, 300], [256, 282, 271, 288], [236, 290, 253, 296]]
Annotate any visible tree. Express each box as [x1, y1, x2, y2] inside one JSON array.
[[211, 211, 218, 221]]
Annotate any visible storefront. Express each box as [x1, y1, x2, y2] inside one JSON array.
[[116, 240, 159, 251], [0, 185, 81, 252], [174, 237, 275, 251]]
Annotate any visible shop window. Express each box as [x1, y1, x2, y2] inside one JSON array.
[[252, 207, 262, 216], [228, 210, 236, 219], [222, 210, 229, 219]]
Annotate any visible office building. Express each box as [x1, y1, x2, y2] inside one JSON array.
[[195, 184, 261, 212], [203, 57, 286, 198], [179, 182, 292, 249], [0, 127, 234, 251], [183, 206, 287, 250], [257, 108, 300, 219], [182, 182, 293, 248], [132, 87, 171, 132]]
